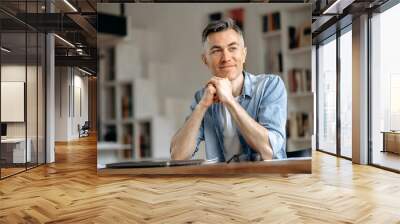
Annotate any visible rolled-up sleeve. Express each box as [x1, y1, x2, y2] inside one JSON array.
[[257, 76, 287, 159], [187, 90, 205, 157]]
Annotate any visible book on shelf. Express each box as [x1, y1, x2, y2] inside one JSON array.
[[121, 84, 133, 119], [209, 8, 244, 31], [288, 21, 311, 49], [209, 12, 222, 21], [299, 22, 311, 48], [262, 12, 280, 33], [138, 122, 151, 158], [139, 134, 151, 158], [287, 68, 312, 93], [122, 126, 133, 157], [103, 125, 117, 142], [266, 50, 283, 74], [121, 94, 132, 118], [288, 26, 298, 49], [123, 126, 133, 145], [229, 8, 244, 31], [287, 112, 312, 139], [278, 52, 283, 73], [123, 133, 132, 145]]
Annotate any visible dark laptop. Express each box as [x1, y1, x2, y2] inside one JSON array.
[[105, 159, 205, 169]]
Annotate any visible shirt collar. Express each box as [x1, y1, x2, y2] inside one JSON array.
[[240, 71, 253, 98]]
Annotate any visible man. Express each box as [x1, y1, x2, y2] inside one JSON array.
[[170, 18, 287, 162]]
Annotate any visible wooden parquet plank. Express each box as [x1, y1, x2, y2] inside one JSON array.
[[1, 134, 400, 223]]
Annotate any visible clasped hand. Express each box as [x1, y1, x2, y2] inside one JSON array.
[[200, 77, 234, 108]]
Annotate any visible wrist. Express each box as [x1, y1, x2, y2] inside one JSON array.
[[224, 96, 236, 107], [196, 102, 209, 112]]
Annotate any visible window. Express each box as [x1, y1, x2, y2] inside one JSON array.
[[339, 28, 352, 158], [0, 1, 46, 179], [371, 2, 400, 171], [317, 36, 337, 154]]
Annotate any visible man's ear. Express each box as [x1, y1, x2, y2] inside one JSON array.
[[202, 54, 208, 66]]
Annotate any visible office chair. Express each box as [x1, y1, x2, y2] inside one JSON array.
[[79, 121, 90, 138]]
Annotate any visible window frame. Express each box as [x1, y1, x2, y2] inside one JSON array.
[[315, 21, 353, 161]]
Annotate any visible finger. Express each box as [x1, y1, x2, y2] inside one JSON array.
[[209, 83, 216, 89], [205, 84, 215, 91], [206, 79, 216, 85], [211, 74, 222, 79], [209, 87, 216, 95], [206, 84, 216, 92], [205, 85, 216, 97], [212, 76, 224, 81], [208, 78, 218, 87]]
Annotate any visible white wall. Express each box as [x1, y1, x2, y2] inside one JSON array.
[[55, 67, 68, 141], [1, 65, 26, 81], [55, 67, 89, 141], [73, 73, 89, 137]]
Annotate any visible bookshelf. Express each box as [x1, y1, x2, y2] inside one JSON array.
[[98, 40, 173, 163], [99, 45, 135, 161], [262, 5, 312, 153]]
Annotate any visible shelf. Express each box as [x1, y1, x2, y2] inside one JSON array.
[[102, 80, 134, 86], [102, 82, 116, 87], [121, 118, 135, 124], [101, 119, 136, 125], [97, 142, 132, 151], [116, 80, 135, 84], [289, 92, 313, 98], [101, 119, 117, 125], [287, 46, 311, 55], [263, 30, 281, 39], [121, 84, 133, 119]]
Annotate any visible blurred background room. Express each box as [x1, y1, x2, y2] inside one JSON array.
[[97, 3, 312, 167]]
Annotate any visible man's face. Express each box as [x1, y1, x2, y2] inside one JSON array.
[[202, 29, 247, 81]]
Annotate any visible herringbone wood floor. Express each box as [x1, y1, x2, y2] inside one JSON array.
[[1, 134, 400, 223]]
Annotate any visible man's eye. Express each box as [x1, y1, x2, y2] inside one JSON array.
[[229, 47, 237, 51], [211, 49, 221, 54]]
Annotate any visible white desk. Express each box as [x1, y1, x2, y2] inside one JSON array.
[[1, 138, 32, 163]]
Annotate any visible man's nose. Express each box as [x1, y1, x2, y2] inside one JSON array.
[[221, 49, 232, 62]]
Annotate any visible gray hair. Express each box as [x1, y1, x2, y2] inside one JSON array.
[[201, 18, 244, 46]]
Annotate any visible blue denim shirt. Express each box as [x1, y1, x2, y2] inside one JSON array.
[[190, 71, 287, 162]]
